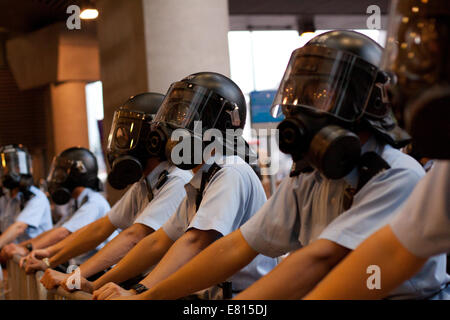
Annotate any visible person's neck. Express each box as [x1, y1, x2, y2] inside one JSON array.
[[192, 163, 205, 174], [143, 158, 162, 176], [71, 186, 85, 200]]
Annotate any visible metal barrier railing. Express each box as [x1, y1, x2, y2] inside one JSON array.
[[5, 254, 92, 300]]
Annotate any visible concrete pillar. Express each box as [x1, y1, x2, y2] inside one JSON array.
[[97, 0, 231, 203], [49, 82, 90, 155], [6, 22, 99, 170]]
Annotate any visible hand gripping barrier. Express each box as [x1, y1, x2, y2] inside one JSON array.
[[4, 254, 92, 300]]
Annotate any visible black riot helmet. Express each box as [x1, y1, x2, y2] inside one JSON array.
[[47, 147, 99, 205], [272, 30, 410, 179], [0, 145, 34, 193], [148, 72, 255, 170], [106, 92, 165, 190], [382, 0, 450, 159]]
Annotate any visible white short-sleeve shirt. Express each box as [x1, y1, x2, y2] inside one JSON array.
[[0, 186, 53, 242], [54, 187, 111, 265], [107, 161, 192, 231], [163, 155, 278, 293]]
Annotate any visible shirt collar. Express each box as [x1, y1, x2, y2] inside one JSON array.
[[188, 154, 226, 190], [144, 161, 172, 191]]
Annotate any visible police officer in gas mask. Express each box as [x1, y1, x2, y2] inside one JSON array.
[[116, 31, 447, 301], [0, 145, 52, 260], [14, 147, 111, 269], [147, 72, 256, 169], [32, 93, 191, 288], [305, 0, 450, 300], [89, 73, 275, 300], [105, 93, 186, 190], [274, 31, 409, 179]]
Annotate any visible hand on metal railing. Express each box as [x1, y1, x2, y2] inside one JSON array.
[[41, 267, 94, 293], [20, 255, 49, 274], [0, 244, 29, 264], [30, 248, 51, 260], [92, 282, 136, 300], [40, 269, 68, 290], [6, 255, 93, 300]]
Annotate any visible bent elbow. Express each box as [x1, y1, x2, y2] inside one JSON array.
[[183, 229, 220, 251], [122, 224, 153, 245]]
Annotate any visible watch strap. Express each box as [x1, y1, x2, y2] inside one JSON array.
[[131, 283, 149, 294]]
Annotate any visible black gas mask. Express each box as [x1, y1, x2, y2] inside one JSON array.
[[382, 0, 450, 159], [47, 147, 99, 205], [148, 78, 252, 170], [273, 33, 393, 179], [0, 145, 33, 193], [106, 108, 153, 189], [276, 107, 361, 179]]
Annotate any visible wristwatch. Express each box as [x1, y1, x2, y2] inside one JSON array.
[[25, 243, 33, 252], [131, 283, 149, 294]]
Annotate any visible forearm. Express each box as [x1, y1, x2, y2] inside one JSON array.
[[304, 226, 427, 300], [21, 230, 53, 247], [138, 229, 217, 290], [141, 229, 258, 300], [49, 217, 115, 268], [30, 228, 70, 250], [93, 228, 173, 290], [79, 224, 152, 278], [45, 227, 85, 257], [0, 222, 27, 248]]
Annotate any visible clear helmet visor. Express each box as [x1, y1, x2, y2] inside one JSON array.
[[152, 81, 255, 163], [0, 147, 32, 179], [46, 156, 86, 185], [152, 81, 240, 132], [106, 109, 146, 155], [271, 45, 379, 122]]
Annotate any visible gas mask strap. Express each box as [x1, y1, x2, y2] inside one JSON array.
[[195, 163, 222, 211], [144, 169, 170, 203], [343, 152, 391, 210], [144, 176, 154, 202], [289, 160, 314, 177]]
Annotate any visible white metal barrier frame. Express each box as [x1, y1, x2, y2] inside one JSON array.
[[5, 254, 92, 300]]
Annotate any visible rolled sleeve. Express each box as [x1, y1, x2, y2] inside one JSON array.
[[162, 199, 189, 241], [134, 176, 187, 231], [240, 177, 302, 258], [107, 183, 140, 230], [319, 167, 424, 250]]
